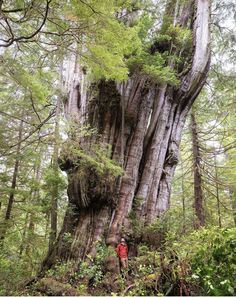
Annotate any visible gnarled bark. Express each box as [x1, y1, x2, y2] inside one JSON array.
[[42, 0, 211, 271]]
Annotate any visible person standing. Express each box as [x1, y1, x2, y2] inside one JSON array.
[[116, 238, 128, 269]]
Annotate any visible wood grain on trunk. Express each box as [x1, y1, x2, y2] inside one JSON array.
[[42, 0, 211, 269]]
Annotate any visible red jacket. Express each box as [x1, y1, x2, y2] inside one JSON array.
[[116, 243, 128, 259]]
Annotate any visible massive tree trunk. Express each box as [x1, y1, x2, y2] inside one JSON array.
[[42, 0, 211, 271]]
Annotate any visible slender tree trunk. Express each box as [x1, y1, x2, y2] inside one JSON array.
[[181, 159, 186, 233], [19, 212, 29, 256], [42, 0, 211, 271], [214, 153, 222, 228], [191, 110, 205, 228], [25, 212, 35, 257], [45, 212, 50, 240], [25, 161, 41, 255], [49, 98, 60, 251], [229, 189, 236, 227], [0, 120, 23, 242]]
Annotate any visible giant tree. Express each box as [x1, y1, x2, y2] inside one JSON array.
[[42, 0, 211, 270]]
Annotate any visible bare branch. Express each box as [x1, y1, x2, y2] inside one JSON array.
[[0, 110, 55, 158], [0, 110, 35, 126], [0, 0, 51, 47], [2, 8, 25, 13], [30, 93, 42, 123]]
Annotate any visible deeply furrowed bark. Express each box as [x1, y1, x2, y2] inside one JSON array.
[[42, 0, 211, 271]]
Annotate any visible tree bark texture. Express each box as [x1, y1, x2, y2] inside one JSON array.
[[191, 110, 205, 228], [42, 0, 211, 270]]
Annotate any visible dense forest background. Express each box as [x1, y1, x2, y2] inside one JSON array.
[[0, 0, 236, 296]]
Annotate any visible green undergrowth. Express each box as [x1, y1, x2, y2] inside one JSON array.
[[0, 238, 48, 295], [172, 227, 236, 296], [22, 227, 236, 296], [127, 226, 236, 296], [2, 226, 235, 296]]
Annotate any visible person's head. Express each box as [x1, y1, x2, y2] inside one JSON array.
[[120, 238, 126, 245]]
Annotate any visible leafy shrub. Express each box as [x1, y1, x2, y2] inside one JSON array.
[[171, 227, 236, 295], [131, 224, 236, 296], [190, 228, 235, 295]]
